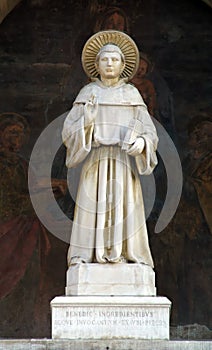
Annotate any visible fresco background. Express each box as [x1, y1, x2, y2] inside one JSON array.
[[0, 0, 211, 339]]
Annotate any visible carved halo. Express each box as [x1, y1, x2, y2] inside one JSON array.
[[82, 30, 139, 81]]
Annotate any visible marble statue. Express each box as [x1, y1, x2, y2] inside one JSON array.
[[62, 30, 158, 267]]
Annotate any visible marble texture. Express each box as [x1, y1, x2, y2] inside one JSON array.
[[65, 263, 156, 296], [62, 42, 158, 267], [1, 340, 212, 350], [51, 296, 171, 340]]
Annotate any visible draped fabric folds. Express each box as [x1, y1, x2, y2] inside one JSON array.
[[62, 79, 158, 266]]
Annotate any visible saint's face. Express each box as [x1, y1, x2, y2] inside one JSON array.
[[104, 12, 125, 32], [97, 51, 124, 80], [1, 123, 25, 153]]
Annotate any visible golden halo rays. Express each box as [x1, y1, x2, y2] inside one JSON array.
[[82, 30, 139, 81]]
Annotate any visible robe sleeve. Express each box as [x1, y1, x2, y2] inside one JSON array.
[[135, 105, 158, 175], [122, 103, 158, 175], [62, 104, 94, 168]]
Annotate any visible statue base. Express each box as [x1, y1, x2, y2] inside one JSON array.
[[51, 296, 171, 340], [65, 263, 156, 296], [51, 264, 171, 339]]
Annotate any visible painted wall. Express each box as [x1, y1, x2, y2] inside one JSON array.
[[0, 0, 211, 338]]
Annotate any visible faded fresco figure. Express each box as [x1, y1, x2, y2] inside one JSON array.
[[151, 114, 212, 326], [62, 31, 158, 267], [0, 113, 69, 337], [0, 113, 50, 300], [131, 53, 157, 117], [94, 6, 130, 33], [185, 115, 212, 233], [183, 115, 212, 326], [0, 113, 51, 337]]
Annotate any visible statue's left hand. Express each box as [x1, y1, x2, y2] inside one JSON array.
[[126, 137, 145, 156]]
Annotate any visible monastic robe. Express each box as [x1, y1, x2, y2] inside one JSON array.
[[62, 79, 158, 266]]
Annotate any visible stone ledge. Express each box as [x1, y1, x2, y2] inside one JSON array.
[[0, 339, 211, 350], [51, 296, 170, 307]]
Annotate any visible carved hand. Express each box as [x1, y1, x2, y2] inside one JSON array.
[[84, 94, 98, 124], [126, 137, 145, 156]]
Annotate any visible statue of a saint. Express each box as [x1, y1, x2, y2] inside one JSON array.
[[62, 31, 158, 267]]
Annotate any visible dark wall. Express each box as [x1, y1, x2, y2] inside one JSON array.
[[0, 0, 211, 338]]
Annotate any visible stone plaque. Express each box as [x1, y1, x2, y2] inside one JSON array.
[[51, 296, 171, 340]]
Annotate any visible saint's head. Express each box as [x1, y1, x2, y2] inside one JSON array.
[[82, 30, 139, 83], [0, 113, 29, 154], [95, 44, 125, 84]]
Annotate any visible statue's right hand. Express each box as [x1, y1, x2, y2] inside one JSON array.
[[84, 94, 98, 123]]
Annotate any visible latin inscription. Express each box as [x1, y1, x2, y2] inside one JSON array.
[[53, 308, 167, 328]]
